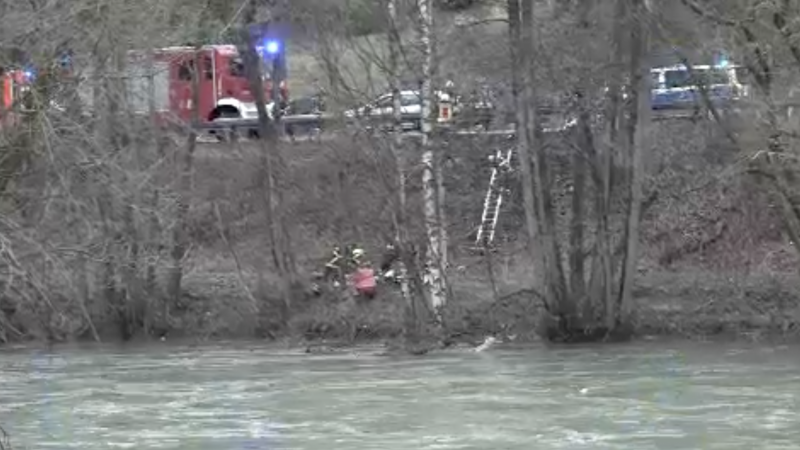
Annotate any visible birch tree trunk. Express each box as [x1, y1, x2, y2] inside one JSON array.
[[418, 0, 447, 321]]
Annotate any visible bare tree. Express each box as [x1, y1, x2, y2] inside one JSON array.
[[505, 0, 654, 341], [417, 0, 448, 325], [386, 0, 418, 339], [238, 0, 296, 319], [167, 44, 200, 316]]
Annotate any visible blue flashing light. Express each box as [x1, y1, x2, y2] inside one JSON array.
[[714, 51, 730, 68], [264, 40, 280, 55], [59, 54, 72, 68]]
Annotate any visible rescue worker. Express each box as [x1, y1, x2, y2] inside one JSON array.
[[324, 245, 344, 287], [349, 245, 366, 269], [351, 259, 377, 299], [379, 243, 400, 282]]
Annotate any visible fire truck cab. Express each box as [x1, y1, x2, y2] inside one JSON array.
[[123, 44, 288, 127]]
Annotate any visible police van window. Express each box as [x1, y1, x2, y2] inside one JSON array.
[[733, 67, 749, 85], [651, 72, 662, 89], [693, 68, 729, 86]]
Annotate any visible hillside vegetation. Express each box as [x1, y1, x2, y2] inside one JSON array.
[[2, 0, 800, 346]]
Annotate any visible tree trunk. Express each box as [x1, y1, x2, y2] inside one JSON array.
[[569, 131, 587, 304], [167, 46, 199, 309], [569, 0, 591, 311], [617, 0, 650, 329], [239, 4, 294, 319], [594, 0, 627, 330], [145, 48, 163, 328], [520, 0, 570, 337], [572, 0, 598, 325], [418, 0, 446, 322], [387, 0, 416, 340], [437, 150, 448, 268], [507, 0, 542, 286]]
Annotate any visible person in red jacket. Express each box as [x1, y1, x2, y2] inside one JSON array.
[[351, 260, 377, 299]]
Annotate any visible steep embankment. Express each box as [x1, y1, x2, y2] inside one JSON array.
[[171, 117, 800, 343], [3, 117, 796, 344]]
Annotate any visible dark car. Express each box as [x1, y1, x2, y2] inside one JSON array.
[[284, 95, 325, 139]]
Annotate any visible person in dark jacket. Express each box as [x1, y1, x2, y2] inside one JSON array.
[[380, 243, 399, 273], [324, 245, 344, 286]]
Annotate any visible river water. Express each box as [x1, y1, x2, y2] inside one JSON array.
[[1, 340, 799, 449]]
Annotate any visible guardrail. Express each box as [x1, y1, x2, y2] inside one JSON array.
[[190, 100, 798, 136], [191, 112, 333, 131], [190, 112, 574, 135]]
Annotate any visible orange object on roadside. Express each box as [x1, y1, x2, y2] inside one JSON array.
[[1, 70, 29, 128], [1, 72, 13, 111], [1, 72, 14, 129]]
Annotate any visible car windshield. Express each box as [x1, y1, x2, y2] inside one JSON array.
[[663, 68, 730, 89], [373, 96, 393, 108], [664, 69, 691, 89], [401, 93, 420, 106], [372, 93, 420, 108]]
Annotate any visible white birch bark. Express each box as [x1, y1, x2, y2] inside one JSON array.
[[418, 0, 447, 319]]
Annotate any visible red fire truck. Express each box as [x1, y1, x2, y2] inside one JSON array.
[[103, 44, 288, 127], [4, 45, 288, 132]]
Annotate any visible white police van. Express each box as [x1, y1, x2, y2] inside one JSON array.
[[650, 63, 748, 110]]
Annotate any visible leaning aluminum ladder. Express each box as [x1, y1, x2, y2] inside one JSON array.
[[475, 147, 514, 247]]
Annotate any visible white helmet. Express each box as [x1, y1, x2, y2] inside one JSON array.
[[352, 248, 365, 258]]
